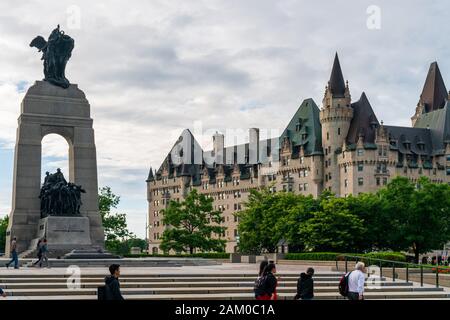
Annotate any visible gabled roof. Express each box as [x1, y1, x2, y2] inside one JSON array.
[[419, 62, 448, 113], [328, 53, 346, 97], [155, 129, 203, 179], [347, 92, 379, 145], [279, 98, 323, 155]]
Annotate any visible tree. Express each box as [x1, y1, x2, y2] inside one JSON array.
[[379, 176, 450, 263], [345, 193, 393, 251], [106, 237, 148, 256], [160, 189, 226, 254], [0, 216, 9, 253], [299, 196, 366, 252], [98, 186, 134, 253]]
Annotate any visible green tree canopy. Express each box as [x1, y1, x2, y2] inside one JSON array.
[[160, 189, 226, 254], [299, 196, 366, 252], [236, 177, 450, 261], [0, 216, 9, 253], [379, 176, 450, 262], [98, 186, 134, 253]]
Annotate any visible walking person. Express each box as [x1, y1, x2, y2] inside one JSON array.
[[347, 262, 366, 300], [32, 239, 43, 266], [104, 264, 124, 300], [5, 237, 19, 269], [294, 267, 315, 300], [38, 239, 49, 268], [254, 263, 278, 300], [258, 260, 268, 277]]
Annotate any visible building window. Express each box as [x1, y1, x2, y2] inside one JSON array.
[[357, 149, 364, 156], [304, 183, 308, 191], [376, 177, 380, 186], [358, 162, 364, 172], [344, 179, 348, 188], [300, 156, 304, 164], [338, 128, 341, 135], [383, 177, 388, 185], [327, 132, 329, 140], [358, 177, 364, 186], [344, 165, 347, 173]]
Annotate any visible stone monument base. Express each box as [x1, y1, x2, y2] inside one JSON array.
[[28, 216, 98, 258]]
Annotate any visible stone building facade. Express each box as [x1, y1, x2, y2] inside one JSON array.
[[147, 54, 450, 254]]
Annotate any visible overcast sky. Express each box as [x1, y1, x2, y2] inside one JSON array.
[[0, 0, 449, 238]]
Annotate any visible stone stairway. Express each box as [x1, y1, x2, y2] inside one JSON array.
[[0, 271, 448, 300]]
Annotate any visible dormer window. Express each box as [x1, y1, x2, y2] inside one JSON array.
[[417, 141, 425, 151], [403, 140, 411, 150]]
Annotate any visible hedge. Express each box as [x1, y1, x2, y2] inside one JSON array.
[[284, 252, 406, 264], [285, 252, 342, 261], [123, 253, 230, 259]]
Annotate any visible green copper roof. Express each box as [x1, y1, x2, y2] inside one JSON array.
[[414, 101, 450, 154], [279, 98, 323, 156]]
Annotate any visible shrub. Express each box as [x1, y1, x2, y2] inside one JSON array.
[[285, 252, 342, 261], [362, 251, 406, 262], [123, 253, 230, 259], [284, 251, 407, 264], [337, 252, 407, 267]]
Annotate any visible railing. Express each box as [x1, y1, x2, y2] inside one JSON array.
[[335, 255, 446, 288]]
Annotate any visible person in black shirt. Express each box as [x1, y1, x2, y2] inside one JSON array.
[[104, 264, 124, 300], [294, 267, 314, 300]]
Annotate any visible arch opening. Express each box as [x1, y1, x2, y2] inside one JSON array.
[[41, 133, 70, 183]]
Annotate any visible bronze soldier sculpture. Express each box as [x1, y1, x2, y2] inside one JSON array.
[[39, 169, 85, 218], [30, 25, 74, 89]]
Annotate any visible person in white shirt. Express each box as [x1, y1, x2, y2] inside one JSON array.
[[347, 262, 366, 300]]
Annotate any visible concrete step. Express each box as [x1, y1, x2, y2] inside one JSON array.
[[0, 272, 343, 278], [0, 276, 351, 282], [3, 284, 444, 297], [0, 280, 412, 289], [3, 291, 449, 300]]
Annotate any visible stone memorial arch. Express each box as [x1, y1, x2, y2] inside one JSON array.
[[6, 81, 105, 256]]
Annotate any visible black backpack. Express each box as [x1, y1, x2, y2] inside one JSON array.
[[97, 286, 106, 300], [338, 271, 353, 297], [253, 275, 267, 296]]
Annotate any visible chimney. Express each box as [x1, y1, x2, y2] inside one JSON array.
[[213, 131, 224, 164], [249, 128, 260, 164]]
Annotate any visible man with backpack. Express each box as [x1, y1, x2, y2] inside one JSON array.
[[339, 262, 366, 300], [103, 264, 124, 300]]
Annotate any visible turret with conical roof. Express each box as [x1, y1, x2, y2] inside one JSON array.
[[319, 53, 353, 195], [328, 53, 347, 97], [412, 61, 448, 125], [146, 167, 154, 182]]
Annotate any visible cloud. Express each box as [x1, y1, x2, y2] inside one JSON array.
[[0, 0, 450, 237]]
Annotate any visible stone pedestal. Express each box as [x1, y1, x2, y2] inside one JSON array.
[[6, 81, 105, 256], [39, 216, 92, 246]]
